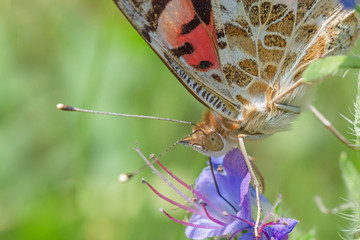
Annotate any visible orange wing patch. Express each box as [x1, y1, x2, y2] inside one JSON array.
[[157, 0, 221, 72], [115, 0, 360, 124]]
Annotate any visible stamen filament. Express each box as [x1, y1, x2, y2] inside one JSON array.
[[227, 213, 254, 226], [154, 158, 224, 214], [134, 145, 200, 210], [229, 228, 247, 240], [142, 178, 202, 215], [259, 194, 282, 229], [263, 230, 270, 240], [154, 159, 191, 190], [261, 221, 281, 228], [160, 208, 220, 229], [201, 203, 226, 226]]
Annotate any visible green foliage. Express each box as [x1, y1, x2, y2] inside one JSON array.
[[1, 1, 360, 240], [291, 229, 317, 240], [339, 153, 360, 239], [340, 153, 360, 202], [302, 45, 360, 240], [303, 56, 360, 82], [338, 73, 360, 239], [356, 6, 360, 13]]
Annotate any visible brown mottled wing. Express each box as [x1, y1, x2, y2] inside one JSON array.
[[212, 0, 360, 107], [113, 0, 243, 120]]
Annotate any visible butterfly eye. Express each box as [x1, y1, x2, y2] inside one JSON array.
[[205, 131, 224, 152]]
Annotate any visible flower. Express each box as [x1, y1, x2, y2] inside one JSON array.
[[135, 146, 298, 239], [340, 0, 357, 8]]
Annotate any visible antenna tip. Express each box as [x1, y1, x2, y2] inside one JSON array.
[[56, 103, 75, 111], [118, 173, 130, 183]]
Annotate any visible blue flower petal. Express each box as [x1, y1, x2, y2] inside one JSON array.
[[194, 151, 248, 215], [217, 219, 250, 236], [185, 148, 298, 240], [185, 214, 222, 239], [211, 155, 224, 165], [264, 218, 299, 239], [189, 148, 254, 237], [237, 193, 252, 222], [239, 173, 251, 207], [222, 148, 248, 179], [194, 165, 238, 216], [340, 0, 356, 8], [239, 232, 256, 240]]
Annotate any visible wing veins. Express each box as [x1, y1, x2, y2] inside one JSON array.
[[211, 0, 244, 103], [285, 8, 343, 83], [115, 0, 241, 115], [270, 0, 322, 85], [288, 10, 357, 81]]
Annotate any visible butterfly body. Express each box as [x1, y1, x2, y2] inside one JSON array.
[[114, 0, 360, 156]]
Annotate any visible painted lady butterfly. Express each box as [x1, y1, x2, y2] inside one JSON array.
[[113, 0, 360, 157]]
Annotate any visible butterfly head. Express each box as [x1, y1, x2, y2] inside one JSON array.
[[179, 129, 236, 157], [179, 110, 238, 157]]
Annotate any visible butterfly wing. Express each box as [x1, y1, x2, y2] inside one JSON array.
[[114, 0, 360, 122], [212, 0, 360, 108], [113, 0, 243, 120]]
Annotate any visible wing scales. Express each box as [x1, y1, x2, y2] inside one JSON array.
[[115, 0, 360, 121], [114, 0, 242, 119], [212, 0, 360, 110]]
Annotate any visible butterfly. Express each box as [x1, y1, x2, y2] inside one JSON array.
[[113, 0, 360, 157]]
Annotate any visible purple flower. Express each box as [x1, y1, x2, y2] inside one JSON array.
[[340, 0, 357, 8], [135, 147, 298, 239]]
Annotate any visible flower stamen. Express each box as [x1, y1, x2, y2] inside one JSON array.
[[160, 208, 220, 229], [152, 156, 224, 214], [227, 213, 254, 226], [142, 178, 202, 215], [200, 202, 226, 226], [229, 229, 246, 240], [134, 146, 199, 209], [261, 194, 282, 225]]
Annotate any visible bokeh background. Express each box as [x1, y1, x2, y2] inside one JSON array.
[[2, 0, 360, 239]]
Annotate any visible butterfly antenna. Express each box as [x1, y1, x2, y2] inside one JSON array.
[[56, 103, 197, 126], [118, 131, 199, 183]]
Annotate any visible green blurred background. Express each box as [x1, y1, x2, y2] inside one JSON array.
[[1, 0, 360, 239]]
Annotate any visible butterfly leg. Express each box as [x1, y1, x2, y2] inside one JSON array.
[[309, 105, 358, 150], [238, 136, 262, 238], [275, 103, 301, 113]]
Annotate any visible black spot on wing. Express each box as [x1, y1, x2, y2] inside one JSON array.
[[191, 0, 211, 25], [216, 30, 225, 39], [141, 25, 153, 42], [147, 0, 171, 27], [181, 17, 201, 35], [194, 61, 213, 70], [152, 0, 171, 17], [220, 4, 227, 13], [211, 74, 222, 83], [171, 42, 195, 57], [181, 0, 211, 35], [218, 41, 227, 49]]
